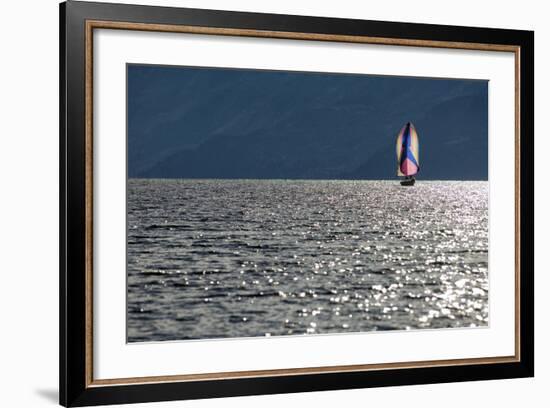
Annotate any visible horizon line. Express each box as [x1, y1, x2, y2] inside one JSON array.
[[127, 177, 488, 182]]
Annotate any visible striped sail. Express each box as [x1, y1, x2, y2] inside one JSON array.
[[396, 122, 420, 176]]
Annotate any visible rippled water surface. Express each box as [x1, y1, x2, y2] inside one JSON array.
[[127, 179, 488, 342]]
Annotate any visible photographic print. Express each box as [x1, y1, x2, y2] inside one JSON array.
[[126, 64, 489, 343]]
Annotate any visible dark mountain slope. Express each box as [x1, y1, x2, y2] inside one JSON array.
[[128, 65, 488, 180]]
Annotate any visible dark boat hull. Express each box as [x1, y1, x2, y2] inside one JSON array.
[[400, 178, 415, 186]]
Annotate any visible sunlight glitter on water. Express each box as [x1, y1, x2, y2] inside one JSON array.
[[127, 179, 488, 342]]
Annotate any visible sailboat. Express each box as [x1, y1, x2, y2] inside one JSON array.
[[396, 122, 420, 186]]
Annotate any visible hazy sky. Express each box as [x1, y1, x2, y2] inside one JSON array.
[[128, 64, 488, 180]]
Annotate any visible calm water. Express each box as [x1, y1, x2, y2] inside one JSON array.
[[127, 179, 488, 342]]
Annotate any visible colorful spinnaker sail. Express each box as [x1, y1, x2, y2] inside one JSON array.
[[396, 122, 420, 176]]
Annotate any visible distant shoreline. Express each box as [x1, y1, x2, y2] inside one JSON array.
[[127, 177, 489, 182]]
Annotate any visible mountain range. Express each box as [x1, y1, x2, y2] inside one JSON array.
[[128, 65, 488, 180]]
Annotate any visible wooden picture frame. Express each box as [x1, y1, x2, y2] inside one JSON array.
[[60, 1, 534, 406]]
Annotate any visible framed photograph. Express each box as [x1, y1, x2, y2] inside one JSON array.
[[60, 1, 534, 406]]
